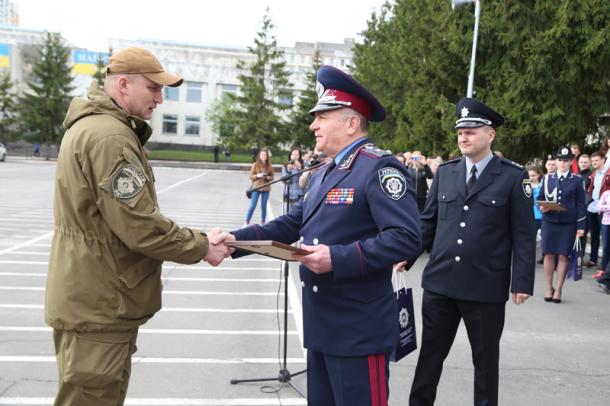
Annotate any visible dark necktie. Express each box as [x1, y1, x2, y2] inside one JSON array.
[[467, 165, 478, 193], [322, 160, 336, 183], [559, 175, 565, 181]]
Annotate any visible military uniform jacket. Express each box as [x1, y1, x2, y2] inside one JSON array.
[[420, 156, 536, 303], [233, 138, 422, 356], [45, 83, 209, 332], [537, 172, 586, 228]]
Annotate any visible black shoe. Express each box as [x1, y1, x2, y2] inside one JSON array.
[[597, 281, 610, 294], [544, 288, 555, 302], [537, 258, 544, 265], [551, 298, 561, 303], [583, 261, 597, 268]]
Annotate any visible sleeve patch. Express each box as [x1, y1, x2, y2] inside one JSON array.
[[379, 167, 406, 200], [111, 162, 147, 199], [522, 179, 532, 198]]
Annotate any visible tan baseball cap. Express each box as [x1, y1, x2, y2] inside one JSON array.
[[106, 47, 183, 87]]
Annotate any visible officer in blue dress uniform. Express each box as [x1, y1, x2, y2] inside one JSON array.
[[215, 65, 421, 406], [408, 98, 536, 406], [537, 147, 586, 303]]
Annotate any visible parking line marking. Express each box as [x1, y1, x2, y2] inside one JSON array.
[[0, 231, 53, 256], [0, 272, 282, 283], [0, 304, 291, 314], [0, 287, 284, 296], [0, 327, 298, 335], [0, 355, 306, 364], [156, 172, 208, 195], [0, 397, 307, 405]]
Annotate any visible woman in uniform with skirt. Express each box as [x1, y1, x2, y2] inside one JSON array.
[[538, 147, 586, 303]]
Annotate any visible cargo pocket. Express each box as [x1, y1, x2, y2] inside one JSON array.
[[63, 331, 132, 388]]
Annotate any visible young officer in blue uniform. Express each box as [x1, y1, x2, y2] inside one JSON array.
[[408, 98, 536, 406], [538, 147, 586, 303], [214, 65, 422, 406]]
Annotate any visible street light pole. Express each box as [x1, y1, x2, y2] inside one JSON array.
[[452, 0, 481, 98]]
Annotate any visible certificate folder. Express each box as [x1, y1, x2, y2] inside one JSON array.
[[537, 200, 567, 212], [225, 240, 312, 261]]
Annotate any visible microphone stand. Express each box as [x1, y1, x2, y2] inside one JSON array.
[[230, 160, 325, 397]]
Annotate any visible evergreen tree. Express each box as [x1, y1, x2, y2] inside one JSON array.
[[20, 32, 74, 159], [288, 49, 322, 150], [93, 55, 106, 86], [0, 72, 17, 143], [222, 8, 293, 151], [353, 0, 610, 162]]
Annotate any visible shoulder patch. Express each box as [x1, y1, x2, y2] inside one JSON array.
[[522, 179, 532, 198], [500, 157, 523, 169], [438, 157, 461, 167], [111, 162, 147, 200], [360, 144, 392, 159], [379, 167, 407, 200]]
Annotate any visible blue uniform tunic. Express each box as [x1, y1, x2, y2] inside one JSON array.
[[232, 137, 422, 356], [538, 172, 586, 255]]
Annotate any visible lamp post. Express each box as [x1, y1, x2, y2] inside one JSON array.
[[452, 0, 480, 98]]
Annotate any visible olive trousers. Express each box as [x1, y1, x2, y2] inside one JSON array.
[[52, 328, 139, 406]]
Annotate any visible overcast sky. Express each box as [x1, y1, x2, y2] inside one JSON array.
[[12, 0, 387, 51]]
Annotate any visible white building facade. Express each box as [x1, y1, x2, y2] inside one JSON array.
[[0, 25, 354, 147]]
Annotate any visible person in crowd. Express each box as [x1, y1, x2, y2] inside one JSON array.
[[538, 147, 586, 303], [214, 65, 421, 406], [570, 143, 581, 174], [281, 147, 305, 207], [587, 152, 607, 275], [245, 149, 274, 226], [395, 152, 406, 165], [594, 182, 610, 291], [403, 151, 412, 166], [407, 150, 434, 212], [298, 148, 328, 190], [600, 136, 610, 158], [44, 47, 230, 406], [406, 97, 535, 406], [528, 165, 544, 237], [545, 154, 557, 175], [578, 154, 593, 251]]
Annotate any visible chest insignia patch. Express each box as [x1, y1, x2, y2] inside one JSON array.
[[112, 163, 147, 200], [522, 179, 532, 198], [326, 188, 355, 205], [379, 167, 406, 200]]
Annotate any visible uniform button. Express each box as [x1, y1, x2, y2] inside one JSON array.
[[460, 222, 466, 228], [455, 256, 461, 262], [559, 190, 562, 194], [463, 205, 469, 211], [442, 195, 446, 200], [492, 200, 496, 205], [301, 281, 305, 288], [457, 239, 463, 244], [558, 197, 562, 200], [313, 238, 319, 245], [312, 285, 319, 293], [299, 236, 304, 243]]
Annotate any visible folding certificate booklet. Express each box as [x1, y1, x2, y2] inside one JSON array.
[[537, 200, 567, 212], [225, 240, 312, 261]]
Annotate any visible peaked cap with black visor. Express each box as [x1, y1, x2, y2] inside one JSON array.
[[309, 65, 386, 122], [455, 97, 504, 129]]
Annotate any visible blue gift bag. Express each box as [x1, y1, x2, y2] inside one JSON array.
[[390, 273, 417, 362]]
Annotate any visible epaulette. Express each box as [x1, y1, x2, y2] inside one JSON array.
[[359, 144, 392, 159], [438, 157, 461, 167], [500, 157, 524, 170]]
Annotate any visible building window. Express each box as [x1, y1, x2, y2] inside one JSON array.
[[164, 86, 179, 101], [185, 116, 200, 136], [187, 82, 203, 102], [278, 92, 293, 106], [220, 84, 238, 96], [162, 114, 178, 134]]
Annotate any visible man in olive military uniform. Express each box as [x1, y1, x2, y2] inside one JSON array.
[[408, 98, 536, 406], [45, 47, 230, 406]]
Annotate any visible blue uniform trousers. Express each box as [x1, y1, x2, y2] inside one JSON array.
[[307, 350, 390, 406], [409, 291, 506, 406]]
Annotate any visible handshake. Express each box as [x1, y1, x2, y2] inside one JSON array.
[[202, 228, 236, 266]]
